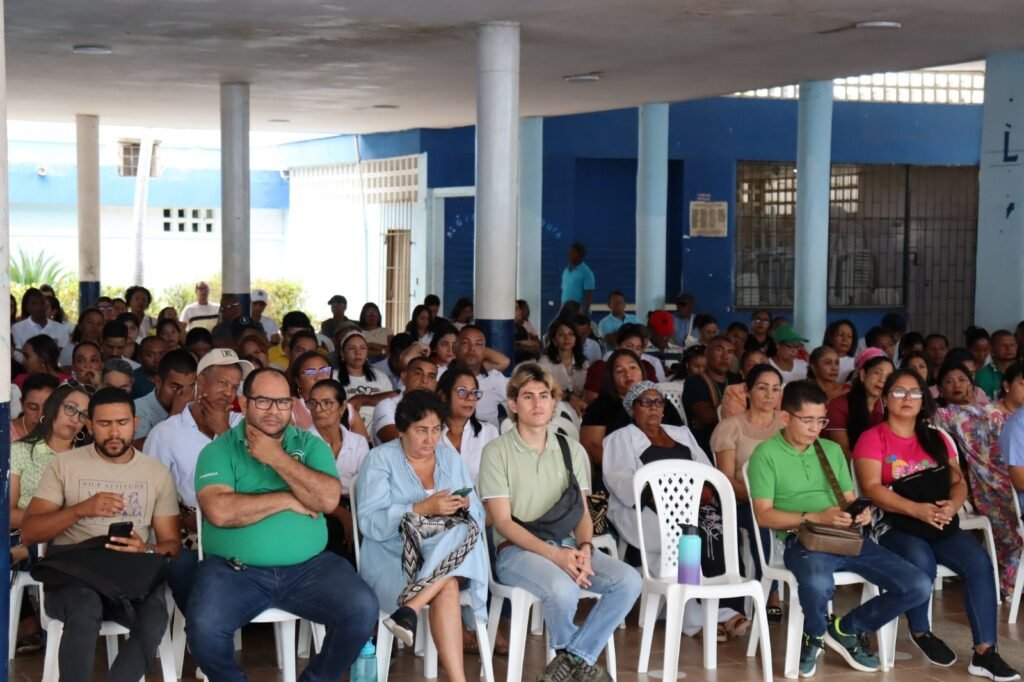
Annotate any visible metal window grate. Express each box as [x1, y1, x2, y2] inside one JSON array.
[[162, 208, 217, 233], [385, 229, 412, 332], [733, 70, 985, 105], [735, 162, 978, 338], [118, 139, 161, 177]]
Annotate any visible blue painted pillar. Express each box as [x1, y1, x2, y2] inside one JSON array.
[[793, 81, 833, 345], [976, 51, 1024, 329], [635, 103, 669, 320], [221, 82, 251, 316], [474, 22, 519, 363], [517, 117, 543, 330], [76, 114, 101, 309], [0, 2, 12, 677]]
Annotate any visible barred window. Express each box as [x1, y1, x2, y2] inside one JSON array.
[[162, 208, 217, 234]]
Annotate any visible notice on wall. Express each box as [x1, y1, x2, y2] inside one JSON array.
[[689, 200, 728, 237]]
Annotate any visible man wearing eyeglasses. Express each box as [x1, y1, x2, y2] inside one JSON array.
[[748, 381, 933, 678], [187, 366, 378, 681], [145, 348, 250, 613], [371, 356, 439, 445]]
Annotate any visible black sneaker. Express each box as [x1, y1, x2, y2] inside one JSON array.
[[969, 647, 1021, 682], [538, 651, 575, 682], [823, 614, 880, 672], [912, 631, 957, 667], [569, 655, 613, 682], [799, 633, 824, 677], [383, 606, 417, 647]]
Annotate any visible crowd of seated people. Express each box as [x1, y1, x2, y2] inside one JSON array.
[[7, 279, 1024, 682]]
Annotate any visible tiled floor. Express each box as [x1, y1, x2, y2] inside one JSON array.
[[10, 582, 1023, 681]]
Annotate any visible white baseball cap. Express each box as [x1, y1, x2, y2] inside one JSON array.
[[251, 288, 269, 304], [196, 348, 254, 379]]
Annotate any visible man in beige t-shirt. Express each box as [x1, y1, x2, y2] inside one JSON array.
[[22, 388, 180, 682]]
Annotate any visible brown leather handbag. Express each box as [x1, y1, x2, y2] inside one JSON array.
[[795, 441, 863, 556]]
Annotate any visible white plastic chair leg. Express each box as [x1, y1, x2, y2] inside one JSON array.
[[297, 620, 312, 658], [8, 576, 24, 660], [171, 607, 187, 678], [272, 622, 284, 670], [415, 608, 429, 657], [530, 601, 544, 635], [376, 616, 395, 682], [702, 597, 718, 669], [501, 593, 531, 682], [660, 595, 685, 682], [783, 588, 805, 679], [424, 613, 438, 679], [604, 631, 617, 681], [41, 623, 61, 682], [278, 620, 297, 682], [311, 623, 325, 653], [981, 525, 1001, 603], [105, 634, 119, 667], [473, 617, 495, 682], [636, 592, 661, 672], [1009, 549, 1024, 623], [156, 623, 178, 682], [749, 590, 774, 682], [234, 628, 242, 651]]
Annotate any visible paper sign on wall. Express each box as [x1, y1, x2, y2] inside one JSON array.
[[689, 201, 728, 237]]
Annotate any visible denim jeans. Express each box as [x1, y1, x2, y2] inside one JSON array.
[[878, 526, 997, 647], [166, 547, 198, 614], [496, 544, 642, 665], [783, 535, 932, 638], [737, 502, 779, 594], [44, 584, 167, 682], [185, 552, 379, 682]]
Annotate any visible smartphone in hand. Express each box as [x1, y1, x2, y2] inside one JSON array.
[[108, 521, 134, 538], [452, 487, 474, 497], [844, 497, 872, 518]]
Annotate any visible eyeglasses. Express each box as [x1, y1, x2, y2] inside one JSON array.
[[246, 395, 294, 411], [62, 402, 89, 423], [455, 387, 484, 400], [785, 411, 829, 429], [59, 379, 96, 395], [889, 388, 924, 401], [634, 397, 666, 409], [301, 366, 332, 377], [752, 318, 770, 325], [305, 398, 338, 411]]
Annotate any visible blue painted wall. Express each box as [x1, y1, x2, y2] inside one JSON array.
[[426, 97, 983, 332]]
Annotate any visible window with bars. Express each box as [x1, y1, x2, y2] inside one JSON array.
[[733, 70, 985, 105], [735, 162, 978, 337], [162, 208, 217, 233], [118, 139, 161, 177]]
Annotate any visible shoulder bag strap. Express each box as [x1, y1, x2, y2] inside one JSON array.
[[701, 373, 721, 408], [555, 433, 579, 487], [812, 439, 847, 507]]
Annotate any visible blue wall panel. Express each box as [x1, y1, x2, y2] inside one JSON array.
[[443, 196, 476, 311], [574, 158, 638, 304]]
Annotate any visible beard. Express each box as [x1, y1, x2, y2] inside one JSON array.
[[250, 418, 287, 440], [96, 437, 131, 459]]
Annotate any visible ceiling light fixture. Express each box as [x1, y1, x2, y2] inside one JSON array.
[[372, 104, 399, 110], [854, 20, 902, 30], [563, 72, 602, 83], [72, 44, 112, 55], [268, 118, 290, 123]]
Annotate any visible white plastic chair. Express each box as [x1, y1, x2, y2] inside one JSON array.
[[633, 460, 771, 682], [1007, 493, 1024, 623], [196, 506, 305, 682], [37, 544, 177, 682], [741, 464, 898, 679], [350, 475, 494, 682], [9, 569, 40, 659], [656, 381, 686, 427], [360, 405, 375, 436]]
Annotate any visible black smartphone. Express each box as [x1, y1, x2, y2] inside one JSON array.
[[108, 521, 134, 538], [844, 497, 872, 517], [452, 487, 474, 497]]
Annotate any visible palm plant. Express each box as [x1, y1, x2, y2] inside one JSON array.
[[10, 248, 71, 286]]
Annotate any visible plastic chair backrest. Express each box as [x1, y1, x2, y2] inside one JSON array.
[[633, 458, 739, 582], [350, 474, 361, 570], [741, 462, 782, 571], [196, 504, 206, 561], [657, 381, 686, 427], [550, 416, 580, 441]]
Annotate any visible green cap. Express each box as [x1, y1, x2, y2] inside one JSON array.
[[771, 323, 808, 345]]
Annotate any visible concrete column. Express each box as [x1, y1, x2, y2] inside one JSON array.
[[517, 117, 543, 332], [0, 1, 12, 673], [793, 81, 834, 345], [635, 103, 669, 321], [221, 82, 251, 315], [76, 114, 100, 309], [976, 51, 1024, 329], [474, 22, 519, 361]]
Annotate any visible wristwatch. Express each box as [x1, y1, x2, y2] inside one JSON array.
[[145, 545, 155, 555]]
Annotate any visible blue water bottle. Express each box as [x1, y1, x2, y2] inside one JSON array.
[[350, 639, 377, 682], [677, 524, 701, 585]]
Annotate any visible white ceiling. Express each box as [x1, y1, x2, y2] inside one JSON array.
[[5, 0, 1020, 134]]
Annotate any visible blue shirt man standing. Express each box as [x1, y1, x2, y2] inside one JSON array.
[[561, 243, 596, 314]]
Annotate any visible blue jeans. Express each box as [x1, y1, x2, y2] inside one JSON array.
[[783, 535, 932, 638], [166, 547, 198, 614], [878, 526, 997, 647], [737, 502, 778, 594], [185, 552, 379, 682], [496, 545, 642, 665]]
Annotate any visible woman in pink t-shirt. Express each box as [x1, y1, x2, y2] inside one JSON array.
[[853, 369, 1015, 679]]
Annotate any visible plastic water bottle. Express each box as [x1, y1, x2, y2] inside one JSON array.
[[677, 524, 701, 585], [350, 639, 377, 682]]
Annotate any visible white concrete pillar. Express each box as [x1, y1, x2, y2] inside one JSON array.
[[793, 81, 834, 345], [76, 114, 100, 308], [976, 51, 1024, 329], [635, 103, 669, 320], [475, 22, 520, 358], [221, 82, 251, 314], [517, 116, 543, 331]]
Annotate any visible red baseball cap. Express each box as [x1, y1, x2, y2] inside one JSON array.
[[649, 310, 675, 337]]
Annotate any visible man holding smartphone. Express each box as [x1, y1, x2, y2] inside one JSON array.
[[21, 387, 181, 682]]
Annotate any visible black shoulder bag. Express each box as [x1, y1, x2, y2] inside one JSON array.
[[512, 434, 586, 543]]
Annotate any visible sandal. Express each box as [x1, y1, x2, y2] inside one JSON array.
[[697, 624, 729, 642], [462, 628, 480, 655], [493, 631, 510, 656], [766, 605, 783, 624], [723, 615, 751, 639]]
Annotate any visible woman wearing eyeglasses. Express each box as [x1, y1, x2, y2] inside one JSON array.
[[853, 370, 1018, 680], [933, 362, 1023, 599], [603, 381, 750, 641], [9, 383, 92, 653], [436, 368, 498, 485], [290, 350, 369, 439], [305, 378, 370, 560]]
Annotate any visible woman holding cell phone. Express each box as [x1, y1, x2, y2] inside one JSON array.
[[852, 369, 1018, 681]]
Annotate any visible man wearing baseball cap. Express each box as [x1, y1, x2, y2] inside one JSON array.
[[250, 288, 280, 344], [769, 323, 810, 384], [321, 294, 350, 339], [646, 309, 683, 370], [145, 348, 253, 612]]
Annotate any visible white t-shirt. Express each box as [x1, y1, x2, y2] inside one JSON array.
[[769, 357, 808, 385], [343, 371, 394, 399], [145, 403, 243, 508], [180, 302, 220, 330], [306, 425, 369, 497], [441, 421, 499, 484], [258, 316, 279, 339], [476, 369, 509, 428], [370, 393, 402, 446], [12, 317, 70, 350]]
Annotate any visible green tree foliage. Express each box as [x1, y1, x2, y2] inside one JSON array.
[[10, 249, 71, 287]]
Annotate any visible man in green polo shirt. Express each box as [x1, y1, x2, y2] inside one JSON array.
[[976, 330, 1019, 399], [748, 381, 931, 678], [185, 367, 378, 681], [479, 363, 641, 682]]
